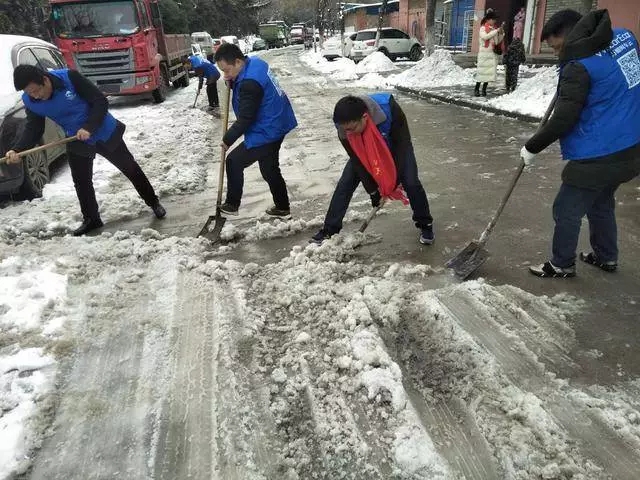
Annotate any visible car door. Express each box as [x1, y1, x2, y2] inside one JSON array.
[[397, 30, 411, 56], [30, 45, 68, 159]]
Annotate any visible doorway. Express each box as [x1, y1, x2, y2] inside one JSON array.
[[485, 0, 527, 43]]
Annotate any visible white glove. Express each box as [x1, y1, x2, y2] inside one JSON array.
[[520, 146, 536, 166]]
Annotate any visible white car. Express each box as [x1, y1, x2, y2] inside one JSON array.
[[0, 35, 68, 199], [350, 28, 423, 62], [322, 33, 357, 61]]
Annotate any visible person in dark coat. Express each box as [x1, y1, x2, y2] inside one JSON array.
[[311, 94, 434, 245], [214, 43, 297, 218], [503, 37, 526, 92], [521, 10, 640, 278], [5, 65, 165, 236], [188, 55, 220, 110]]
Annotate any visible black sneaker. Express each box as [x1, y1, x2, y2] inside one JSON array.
[[309, 229, 333, 245], [73, 218, 103, 236], [579, 252, 617, 273], [151, 202, 166, 219], [529, 261, 576, 278], [265, 206, 291, 218], [218, 202, 239, 216], [419, 225, 434, 245]]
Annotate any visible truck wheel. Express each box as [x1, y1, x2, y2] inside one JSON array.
[[181, 68, 190, 87], [20, 147, 50, 199], [152, 66, 169, 103]]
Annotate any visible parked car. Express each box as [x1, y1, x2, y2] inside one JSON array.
[[253, 38, 268, 51], [191, 31, 215, 59], [321, 37, 343, 60], [0, 35, 68, 199], [350, 28, 423, 62]]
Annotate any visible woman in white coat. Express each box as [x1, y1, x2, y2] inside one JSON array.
[[475, 9, 505, 96]]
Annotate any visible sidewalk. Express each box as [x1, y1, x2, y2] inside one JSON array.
[[396, 84, 543, 123], [452, 52, 557, 68]]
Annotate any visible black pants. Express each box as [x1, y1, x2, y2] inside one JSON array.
[[505, 64, 520, 91], [324, 142, 433, 233], [225, 139, 289, 209], [206, 80, 219, 107], [67, 138, 158, 220], [475, 82, 488, 94]]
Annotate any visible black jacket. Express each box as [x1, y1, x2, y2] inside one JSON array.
[[504, 39, 526, 66], [222, 79, 264, 147], [338, 95, 411, 194], [12, 69, 124, 156], [525, 10, 640, 188]]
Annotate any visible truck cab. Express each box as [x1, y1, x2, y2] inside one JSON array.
[[49, 0, 191, 103]]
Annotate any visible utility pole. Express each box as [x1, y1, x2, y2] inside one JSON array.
[[374, 0, 389, 49]]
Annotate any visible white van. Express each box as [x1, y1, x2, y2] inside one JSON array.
[[191, 31, 214, 58]]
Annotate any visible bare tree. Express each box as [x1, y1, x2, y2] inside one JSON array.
[[373, 0, 389, 48], [424, 0, 436, 55], [315, 0, 330, 47]]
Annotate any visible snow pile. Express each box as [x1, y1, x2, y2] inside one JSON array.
[[354, 73, 390, 89], [355, 51, 399, 75], [388, 49, 475, 88], [0, 348, 55, 479], [0, 257, 69, 478], [300, 50, 358, 81], [488, 66, 558, 118]]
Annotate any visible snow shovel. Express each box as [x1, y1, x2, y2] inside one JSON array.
[[0, 136, 78, 164], [358, 198, 386, 233], [446, 94, 558, 280], [191, 88, 201, 108], [197, 84, 231, 242]]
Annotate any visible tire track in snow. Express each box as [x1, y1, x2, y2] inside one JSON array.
[[435, 285, 640, 479], [26, 260, 176, 480]]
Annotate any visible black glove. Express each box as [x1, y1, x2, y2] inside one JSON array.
[[370, 190, 381, 208]]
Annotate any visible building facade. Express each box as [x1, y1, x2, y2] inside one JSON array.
[[342, 0, 638, 54]]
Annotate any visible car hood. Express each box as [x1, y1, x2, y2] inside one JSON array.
[[0, 92, 22, 117]]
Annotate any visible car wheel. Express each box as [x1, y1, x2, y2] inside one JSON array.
[[20, 147, 50, 199], [409, 44, 423, 61], [378, 47, 391, 59]]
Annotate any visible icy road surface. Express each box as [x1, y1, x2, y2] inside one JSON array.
[[1, 46, 639, 480]]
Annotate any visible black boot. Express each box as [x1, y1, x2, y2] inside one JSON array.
[[474, 82, 481, 97], [481, 83, 488, 97], [73, 217, 104, 236], [151, 201, 166, 219]]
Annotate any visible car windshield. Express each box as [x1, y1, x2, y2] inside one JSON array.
[[355, 31, 376, 41], [291, 29, 302, 35], [52, 1, 140, 38]]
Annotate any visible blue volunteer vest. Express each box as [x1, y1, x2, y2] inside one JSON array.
[[22, 69, 117, 145], [201, 60, 220, 80], [232, 57, 297, 148], [560, 28, 640, 160], [369, 93, 393, 146]]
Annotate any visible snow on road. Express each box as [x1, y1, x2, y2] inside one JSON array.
[[0, 47, 639, 479]]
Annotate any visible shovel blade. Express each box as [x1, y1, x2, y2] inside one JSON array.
[[445, 241, 490, 280], [197, 214, 226, 243]]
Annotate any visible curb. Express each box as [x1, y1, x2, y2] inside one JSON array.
[[395, 85, 542, 124]]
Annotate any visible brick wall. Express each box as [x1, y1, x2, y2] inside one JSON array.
[[544, 0, 594, 23]]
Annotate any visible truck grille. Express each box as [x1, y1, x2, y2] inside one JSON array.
[[73, 48, 134, 76]]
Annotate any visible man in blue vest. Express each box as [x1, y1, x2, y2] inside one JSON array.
[[521, 10, 640, 278], [213, 43, 297, 218], [310, 94, 434, 245], [187, 55, 220, 110], [6, 65, 165, 236]]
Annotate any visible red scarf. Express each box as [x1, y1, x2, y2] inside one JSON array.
[[346, 114, 409, 205], [483, 23, 494, 49]]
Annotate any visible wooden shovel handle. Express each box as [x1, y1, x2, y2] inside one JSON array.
[[0, 136, 78, 164]]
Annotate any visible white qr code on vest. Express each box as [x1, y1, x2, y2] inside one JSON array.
[[618, 48, 640, 88]]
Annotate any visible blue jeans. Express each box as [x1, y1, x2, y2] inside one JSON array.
[[551, 183, 619, 267], [323, 143, 433, 233]]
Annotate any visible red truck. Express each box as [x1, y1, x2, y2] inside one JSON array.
[[49, 0, 191, 103]]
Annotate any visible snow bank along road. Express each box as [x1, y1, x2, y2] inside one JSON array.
[[1, 46, 639, 479]]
